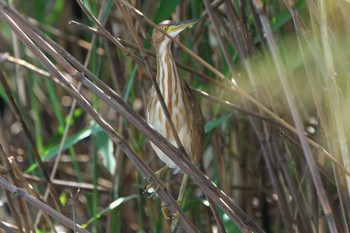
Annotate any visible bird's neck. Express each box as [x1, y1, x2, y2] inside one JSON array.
[[155, 42, 182, 106]]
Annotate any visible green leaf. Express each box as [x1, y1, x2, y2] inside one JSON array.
[[59, 192, 67, 206], [222, 213, 241, 233], [270, 0, 305, 31], [0, 82, 9, 104], [190, 0, 203, 18], [153, 0, 180, 24], [202, 199, 241, 232], [44, 79, 64, 127], [123, 65, 138, 101], [204, 113, 233, 134], [28, 74, 43, 153], [95, 130, 115, 175], [25, 122, 104, 173], [100, 0, 114, 23], [82, 195, 137, 228]]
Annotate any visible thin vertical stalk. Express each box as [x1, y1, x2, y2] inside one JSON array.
[[319, 0, 350, 199], [252, 0, 337, 231], [203, 0, 236, 76]]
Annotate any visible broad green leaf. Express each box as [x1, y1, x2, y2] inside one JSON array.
[[153, 0, 180, 24]]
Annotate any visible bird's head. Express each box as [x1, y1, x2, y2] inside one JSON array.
[[152, 19, 199, 48]]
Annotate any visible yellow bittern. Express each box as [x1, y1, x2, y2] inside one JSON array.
[[146, 19, 204, 215]]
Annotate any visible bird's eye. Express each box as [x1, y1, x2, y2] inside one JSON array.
[[163, 26, 168, 31]]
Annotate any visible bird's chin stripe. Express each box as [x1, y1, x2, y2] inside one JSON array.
[[159, 40, 169, 55]]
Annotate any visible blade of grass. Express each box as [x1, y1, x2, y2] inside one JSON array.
[[83, 195, 137, 228], [25, 123, 103, 173], [204, 113, 233, 134], [44, 78, 64, 128], [28, 74, 44, 154], [252, 0, 338, 231]]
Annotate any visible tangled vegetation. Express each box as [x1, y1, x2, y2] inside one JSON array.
[[0, 0, 349, 232]]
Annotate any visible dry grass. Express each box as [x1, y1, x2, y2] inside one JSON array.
[[0, 0, 349, 232]]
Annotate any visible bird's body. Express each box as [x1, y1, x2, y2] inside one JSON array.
[[146, 20, 204, 173]]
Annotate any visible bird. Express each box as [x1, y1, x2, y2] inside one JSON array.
[[146, 19, 205, 216]]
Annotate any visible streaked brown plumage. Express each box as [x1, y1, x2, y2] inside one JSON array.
[[147, 20, 204, 172], [146, 19, 204, 208]]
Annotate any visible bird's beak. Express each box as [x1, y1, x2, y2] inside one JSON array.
[[173, 19, 199, 31], [168, 19, 199, 37]]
